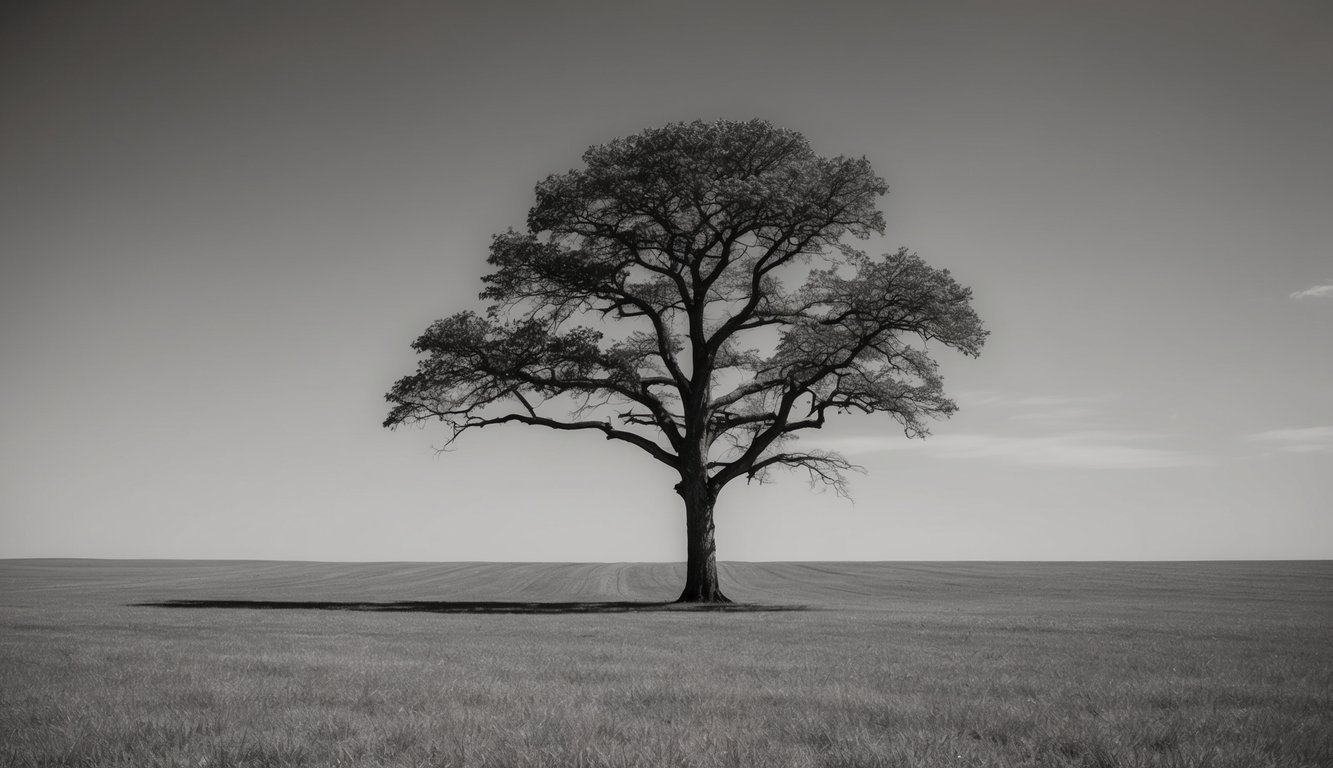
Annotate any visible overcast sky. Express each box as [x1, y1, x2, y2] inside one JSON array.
[[2, 0, 1329, 561]]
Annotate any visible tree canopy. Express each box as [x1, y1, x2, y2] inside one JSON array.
[[385, 119, 986, 601]]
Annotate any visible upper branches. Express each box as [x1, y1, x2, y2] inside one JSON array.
[[524, 120, 888, 311]]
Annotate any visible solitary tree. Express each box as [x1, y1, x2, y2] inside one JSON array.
[[385, 120, 986, 603]]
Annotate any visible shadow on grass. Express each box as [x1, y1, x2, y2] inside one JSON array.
[[134, 599, 811, 614]]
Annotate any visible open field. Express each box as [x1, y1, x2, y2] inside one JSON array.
[[1, 560, 1330, 767]]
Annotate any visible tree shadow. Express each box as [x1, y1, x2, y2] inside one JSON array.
[[134, 599, 811, 615]]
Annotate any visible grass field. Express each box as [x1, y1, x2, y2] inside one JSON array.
[[1, 560, 1329, 767]]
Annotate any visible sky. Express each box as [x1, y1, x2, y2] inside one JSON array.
[[2, 0, 1330, 562]]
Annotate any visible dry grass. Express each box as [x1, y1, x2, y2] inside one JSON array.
[[1, 560, 1329, 767]]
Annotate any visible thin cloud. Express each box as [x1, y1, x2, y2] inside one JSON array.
[[1010, 405, 1103, 424], [811, 431, 1206, 470], [1246, 426, 1333, 454], [1289, 283, 1333, 300], [957, 391, 1109, 426], [958, 391, 1104, 408]]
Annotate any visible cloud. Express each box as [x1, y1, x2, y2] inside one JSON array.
[[811, 431, 1206, 470], [890, 391, 1203, 468], [1289, 283, 1333, 300], [956, 391, 1109, 426], [1246, 426, 1333, 454], [958, 391, 1100, 408], [956, 392, 1110, 411], [1010, 405, 1104, 424]]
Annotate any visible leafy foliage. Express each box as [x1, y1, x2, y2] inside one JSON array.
[[385, 119, 986, 497]]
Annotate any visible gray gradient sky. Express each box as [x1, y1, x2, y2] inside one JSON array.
[[2, 1, 1330, 561]]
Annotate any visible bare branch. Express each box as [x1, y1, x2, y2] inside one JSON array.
[[742, 450, 865, 499]]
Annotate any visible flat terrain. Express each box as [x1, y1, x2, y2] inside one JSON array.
[[1, 560, 1329, 767]]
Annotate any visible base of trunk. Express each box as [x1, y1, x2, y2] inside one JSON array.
[[674, 583, 731, 604]]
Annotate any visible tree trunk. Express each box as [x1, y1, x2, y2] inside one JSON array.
[[676, 475, 729, 603]]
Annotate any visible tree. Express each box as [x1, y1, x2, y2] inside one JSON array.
[[384, 120, 986, 603]]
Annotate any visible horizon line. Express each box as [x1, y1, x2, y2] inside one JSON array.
[[3, 556, 1329, 564]]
